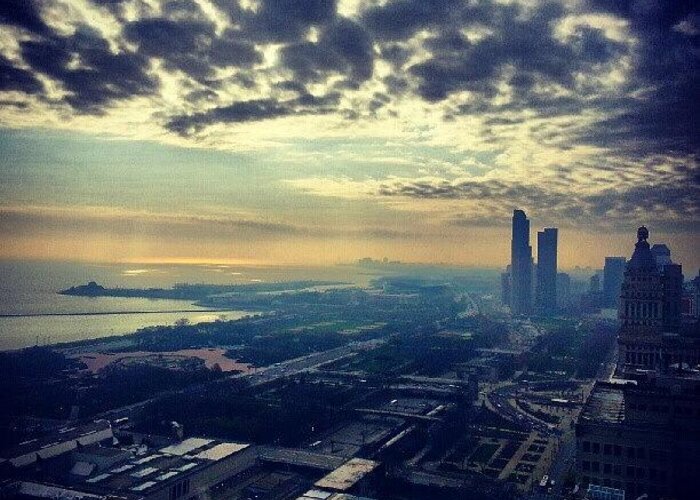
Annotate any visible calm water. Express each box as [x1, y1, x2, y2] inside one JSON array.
[[0, 260, 372, 350], [0, 260, 494, 350], [0, 263, 227, 349]]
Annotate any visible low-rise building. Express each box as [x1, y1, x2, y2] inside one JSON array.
[[313, 458, 381, 497], [2, 436, 257, 500]]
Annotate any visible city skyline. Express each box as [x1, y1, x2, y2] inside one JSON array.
[[1, 2, 699, 499], [0, 0, 698, 269]]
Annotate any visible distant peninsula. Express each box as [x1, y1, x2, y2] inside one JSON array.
[[60, 281, 106, 296], [59, 280, 350, 302]]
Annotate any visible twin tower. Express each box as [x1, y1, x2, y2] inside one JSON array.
[[503, 209, 558, 315]]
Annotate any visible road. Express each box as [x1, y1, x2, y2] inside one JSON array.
[[484, 382, 558, 436], [547, 432, 577, 497], [100, 338, 384, 422]]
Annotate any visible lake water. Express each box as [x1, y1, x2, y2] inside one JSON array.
[[0, 260, 493, 350], [0, 260, 371, 351]]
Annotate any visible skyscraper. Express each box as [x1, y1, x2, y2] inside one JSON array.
[[510, 209, 532, 315], [536, 227, 558, 315], [650, 244, 672, 268], [603, 257, 626, 308], [557, 272, 571, 310], [650, 244, 683, 333], [501, 265, 512, 307]]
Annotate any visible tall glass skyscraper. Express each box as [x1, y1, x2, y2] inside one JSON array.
[[536, 227, 558, 315], [510, 209, 532, 315]]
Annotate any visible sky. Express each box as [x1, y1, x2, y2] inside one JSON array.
[[0, 0, 698, 271]]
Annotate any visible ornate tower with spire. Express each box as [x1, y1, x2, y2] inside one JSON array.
[[617, 226, 665, 373]]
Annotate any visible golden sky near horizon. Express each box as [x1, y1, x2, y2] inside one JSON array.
[[0, 0, 697, 270]]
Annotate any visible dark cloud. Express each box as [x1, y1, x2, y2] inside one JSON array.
[[281, 18, 373, 85], [89, 0, 136, 21], [20, 25, 159, 113], [379, 43, 413, 68], [362, 0, 463, 41], [167, 99, 289, 135], [124, 18, 214, 79], [377, 169, 700, 231], [165, 92, 340, 135], [0, 99, 29, 109], [383, 75, 409, 95], [0, 0, 696, 164], [0, 0, 50, 35], [0, 54, 43, 94], [276, 80, 308, 94], [369, 92, 391, 113], [360, 0, 697, 158], [576, 0, 700, 155], [409, 2, 627, 101], [184, 88, 218, 104], [212, 0, 338, 43], [123, 16, 262, 81], [0, 207, 319, 240], [280, 43, 345, 83], [323, 18, 374, 83], [162, 0, 206, 19], [209, 30, 262, 68]]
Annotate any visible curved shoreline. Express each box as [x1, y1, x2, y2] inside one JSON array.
[[0, 309, 230, 318]]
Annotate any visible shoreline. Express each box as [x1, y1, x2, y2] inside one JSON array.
[[1, 310, 264, 354], [0, 308, 229, 318]]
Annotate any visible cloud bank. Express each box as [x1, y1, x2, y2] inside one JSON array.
[[0, 0, 698, 264]]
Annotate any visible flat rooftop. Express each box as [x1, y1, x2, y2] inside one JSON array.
[[80, 439, 250, 497], [314, 458, 379, 492], [2, 420, 113, 467], [13, 481, 106, 500], [259, 447, 347, 471], [298, 490, 376, 500], [579, 384, 625, 425]]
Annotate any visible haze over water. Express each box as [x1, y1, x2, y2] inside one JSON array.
[[0, 260, 367, 350]]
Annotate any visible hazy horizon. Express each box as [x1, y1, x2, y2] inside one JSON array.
[[1, 0, 698, 271]]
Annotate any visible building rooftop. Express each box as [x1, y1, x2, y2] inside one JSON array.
[[192, 442, 248, 461], [579, 383, 625, 425], [314, 458, 379, 492], [298, 491, 376, 500], [158, 437, 213, 456], [1, 420, 113, 468], [78, 439, 250, 497], [259, 447, 347, 471], [12, 481, 106, 500]]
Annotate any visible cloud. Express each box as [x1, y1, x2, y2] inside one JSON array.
[[0, 205, 314, 239], [123, 16, 262, 81], [0, 54, 43, 93], [236, 0, 339, 43], [0, 0, 51, 35], [1, 0, 694, 157], [362, 0, 463, 41], [280, 17, 374, 86], [0, 0, 697, 242], [575, 0, 700, 155], [20, 24, 159, 113], [374, 168, 700, 231], [0, 204, 421, 242], [409, 3, 628, 102], [166, 93, 341, 135]]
